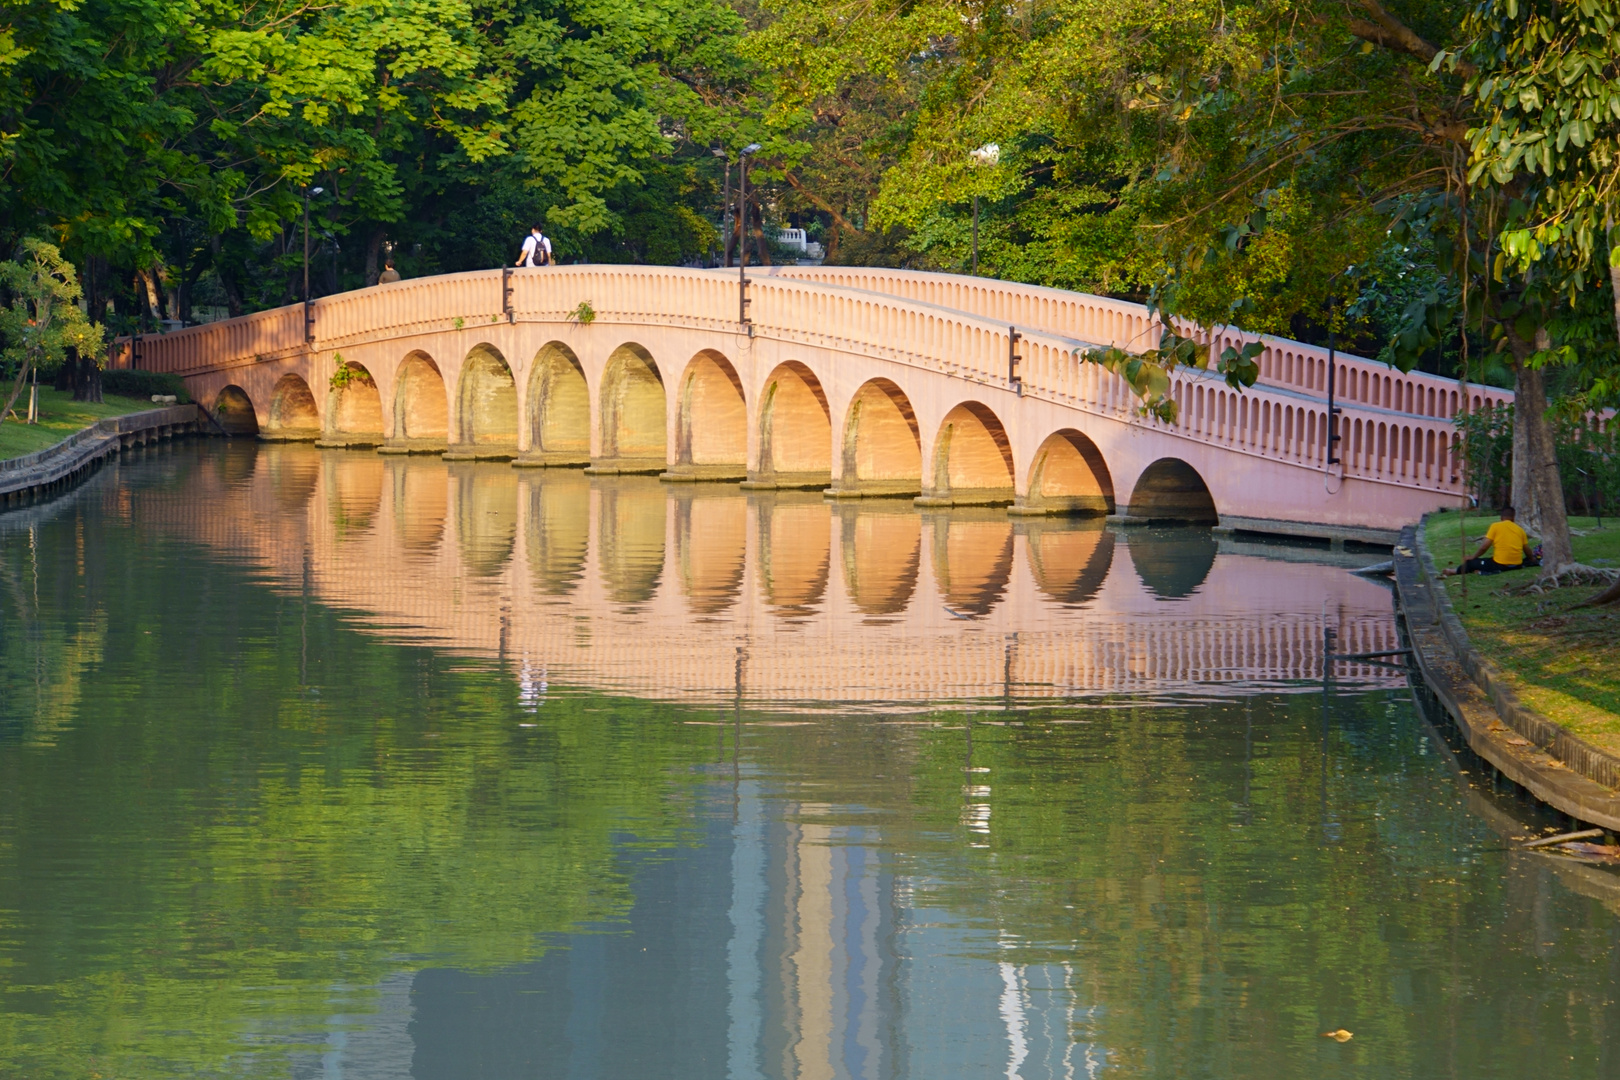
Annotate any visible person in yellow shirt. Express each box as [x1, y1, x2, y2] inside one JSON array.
[[1444, 506, 1534, 576]]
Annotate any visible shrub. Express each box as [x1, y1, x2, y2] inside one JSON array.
[[100, 369, 191, 403]]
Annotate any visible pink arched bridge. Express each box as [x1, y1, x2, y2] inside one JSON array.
[[121, 265, 1508, 541]]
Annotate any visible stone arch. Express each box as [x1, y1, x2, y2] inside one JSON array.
[[1014, 429, 1115, 516], [1127, 458, 1218, 524], [919, 401, 1014, 507], [749, 361, 832, 490], [213, 384, 259, 437], [591, 343, 666, 475], [321, 360, 384, 448], [830, 378, 922, 498], [518, 341, 590, 467], [264, 374, 320, 442], [448, 345, 518, 460], [666, 350, 747, 482], [386, 352, 449, 454]]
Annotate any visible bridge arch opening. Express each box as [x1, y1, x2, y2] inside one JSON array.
[[922, 401, 1014, 507], [391, 352, 449, 451], [325, 360, 384, 446], [596, 343, 666, 472], [1128, 458, 1218, 525], [265, 374, 320, 441], [670, 350, 747, 481], [835, 379, 921, 497], [522, 341, 589, 466], [213, 384, 260, 437], [1018, 429, 1115, 516], [753, 361, 831, 489], [453, 345, 519, 459]]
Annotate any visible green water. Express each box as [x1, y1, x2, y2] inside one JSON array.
[[1, 442, 1617, 1079]]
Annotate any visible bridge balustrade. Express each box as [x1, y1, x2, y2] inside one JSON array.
[[118, 264, 1468, 499], [770, 266, 1515, 421]]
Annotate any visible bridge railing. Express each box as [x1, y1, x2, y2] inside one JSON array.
[[766, 266, 1514, 421], [120, 265, 1466, 496]]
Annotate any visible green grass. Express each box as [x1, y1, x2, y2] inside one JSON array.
[[0, 386, 162, 462], [1426, 510, 1620, 750]]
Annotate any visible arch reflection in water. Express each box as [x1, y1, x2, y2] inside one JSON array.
[[1022, 520, 1114, 608], [929, 511, 1014, 616], [755, 493, 831, 618], [528, 469, 590, 595], [455, 464, 519, 577], [1126, 527, 1218, 600], [154, 446, 1404, 706], [674, 488, 746, 616], [391, 456, 449, 555], [597, 475, 667, 605], [839, 502, 922, 618]]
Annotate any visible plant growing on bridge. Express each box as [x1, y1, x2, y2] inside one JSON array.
[[570, 301, 596, 325], [0, 241, 105, 428], [1081, 294, 1263, 423], [328, 358, 373, 392]]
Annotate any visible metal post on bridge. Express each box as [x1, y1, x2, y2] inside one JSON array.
[[737, 143, 761, 334], [1008, 326, 1022, 396], [502, 266, 514, 324], [1327, 327, 1342, 466]]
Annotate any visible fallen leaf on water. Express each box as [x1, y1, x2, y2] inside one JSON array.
[[1320, 1029, 1354, 1042]]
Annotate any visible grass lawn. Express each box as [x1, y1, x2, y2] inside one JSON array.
[[0, 386, 161, 462], [1426, 510, 1620, 751]]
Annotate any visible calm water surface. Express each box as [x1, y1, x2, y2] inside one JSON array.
[[2, 442, 1618, 1079]]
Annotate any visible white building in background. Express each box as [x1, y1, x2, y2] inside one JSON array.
[[775, 228, 826, 264]]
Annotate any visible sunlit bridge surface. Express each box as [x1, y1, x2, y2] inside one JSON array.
[[3, 442, 1620, 1080]]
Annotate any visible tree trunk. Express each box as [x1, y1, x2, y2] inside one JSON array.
[[1508, 330, 1575, 571], [364, 228, 385, 286]]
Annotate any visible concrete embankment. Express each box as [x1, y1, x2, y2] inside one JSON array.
[[0, 405, 201, 507], [1396, 519, 1620, 829]]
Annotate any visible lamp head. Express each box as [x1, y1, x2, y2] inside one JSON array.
[[310, 186, 325, 196], [741, 143, 762, 156], [969, 144, 1000, 166]]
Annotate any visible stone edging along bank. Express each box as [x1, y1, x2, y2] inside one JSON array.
[[1397, 517, 1620, 829], [0, 404, 200, 506]]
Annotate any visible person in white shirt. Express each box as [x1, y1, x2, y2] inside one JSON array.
[[516, 225, 552, 267]]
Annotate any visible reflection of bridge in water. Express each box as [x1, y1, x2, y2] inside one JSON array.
[[154, 444, 1403, 706]]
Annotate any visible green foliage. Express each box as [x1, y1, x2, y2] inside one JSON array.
[[328, 359, 373, 392], [99, 369, 192, 404], [0, 240, 106, 426], [1454, 401, 1516, 507], [570, 300, 597, 324], [1454, 400, 1618, 512]]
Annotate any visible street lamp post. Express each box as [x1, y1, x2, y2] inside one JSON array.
[[713, 147, 733, 267], [968, 144, 998, 275], [303, 185, 324, 344], [738, 143, 761, 327]]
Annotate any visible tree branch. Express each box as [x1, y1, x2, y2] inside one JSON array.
[[1347, 0, 1477, 78], [782, 171, 863, 235]]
